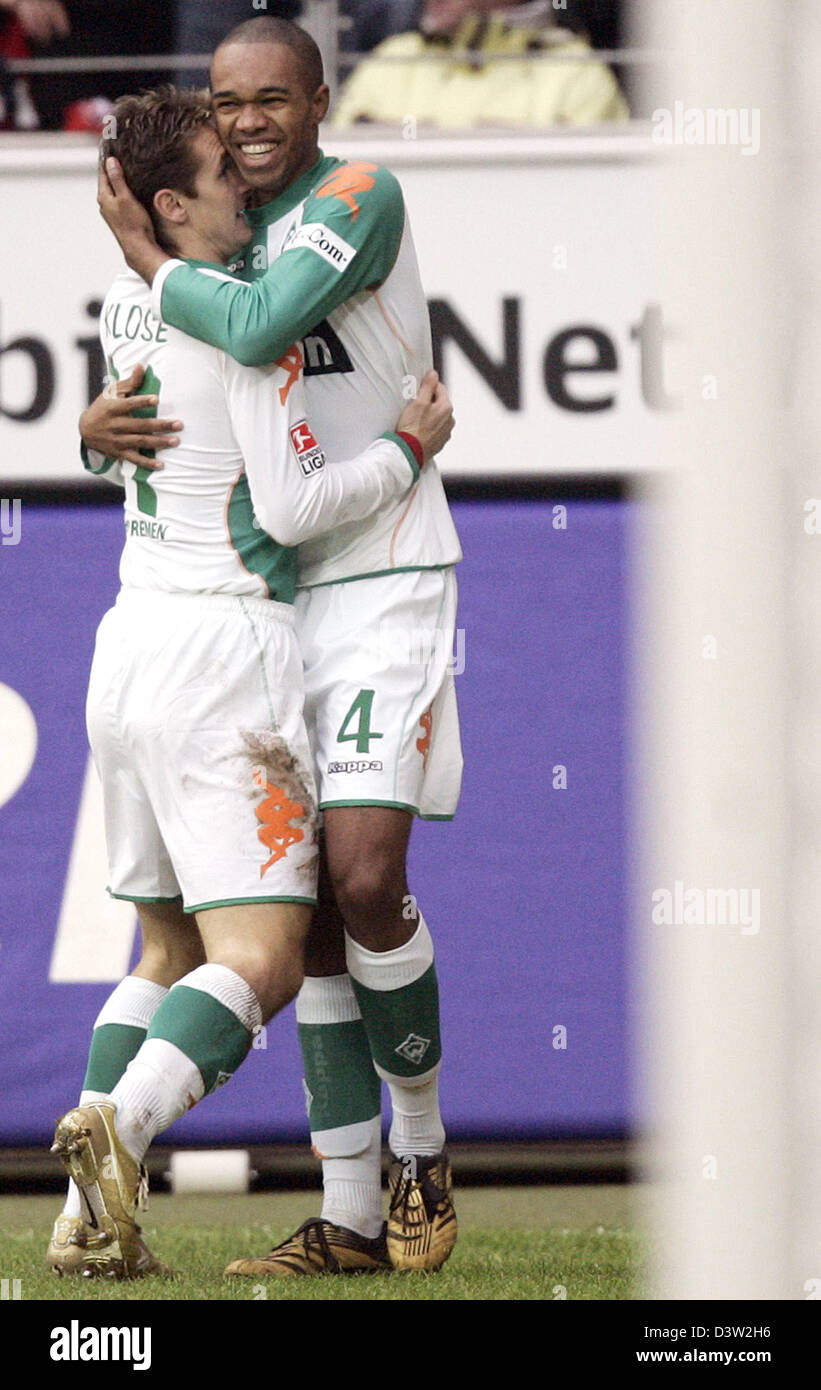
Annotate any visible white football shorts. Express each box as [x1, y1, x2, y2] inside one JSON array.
[[294, 566, 463, 818], [86, 587, 318, 911]]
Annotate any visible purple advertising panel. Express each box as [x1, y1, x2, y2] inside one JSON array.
[[0, 498, 629, 1145]]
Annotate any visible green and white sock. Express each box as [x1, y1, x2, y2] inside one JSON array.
[[345, 916, 446, 1158], [64, 975, 168, 1218], [83, 976, 169, 1093], [111, 964, 261, 1164], [296, 974, 384, 1239]]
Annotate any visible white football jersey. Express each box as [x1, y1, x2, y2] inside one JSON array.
[[90, 267, 422, 602], [154, 155, 463, 588]]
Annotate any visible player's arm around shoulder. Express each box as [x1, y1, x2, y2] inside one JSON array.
[[213, 161, 407, 370], [156, 164, 406, 371]]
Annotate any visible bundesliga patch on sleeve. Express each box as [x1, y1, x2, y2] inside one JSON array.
[[284, 222, 357, 272], [290, 420, 326, 477]]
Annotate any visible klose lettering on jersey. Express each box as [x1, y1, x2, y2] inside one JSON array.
[[104, 301, 167, 346]]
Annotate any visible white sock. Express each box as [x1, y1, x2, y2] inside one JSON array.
[[110, 964, 260, 1163], [318, 1115, 384, 1240], [388, 1073, 446, 1158], [111, 1038, 204, 1164], [92, 975, 169, 1031], [344, 916, 436, 992]]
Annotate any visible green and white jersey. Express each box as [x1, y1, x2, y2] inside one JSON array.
[[87, 266, 420, 602], [152, 153, 462, 588]]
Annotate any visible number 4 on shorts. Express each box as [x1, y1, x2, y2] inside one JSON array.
[[336, 689, 383, 754]]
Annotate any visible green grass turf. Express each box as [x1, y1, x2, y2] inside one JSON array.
[[0, 1187, 643, 1301]]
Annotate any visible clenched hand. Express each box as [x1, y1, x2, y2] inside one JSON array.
[[395, 370, 454, 464]]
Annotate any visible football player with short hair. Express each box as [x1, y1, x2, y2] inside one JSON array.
[[49, 83, 453, 1279], [84, 15, 463, 1277]]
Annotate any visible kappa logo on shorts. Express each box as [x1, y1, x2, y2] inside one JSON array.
[[394, 1033, 431, 1066], [327, 759, 383, 774], [416, 705, 433, 767], [253, 768, 306, 876], [290, 419, 326, 477]]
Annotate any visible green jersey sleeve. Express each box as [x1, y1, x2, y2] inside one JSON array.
[[156, 162, 406, 368]]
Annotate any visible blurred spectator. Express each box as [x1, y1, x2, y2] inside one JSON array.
[[0, 0, 68, 44], [332, 0, 629, 128], [62, 93, 113, 132], [176, 0, 301, 90], [23, 1, 174, 130], [0, 0, 68, 127], [341, 1, 422, 55], [561, 0, 630, 111], [563, 0, 623, 53]]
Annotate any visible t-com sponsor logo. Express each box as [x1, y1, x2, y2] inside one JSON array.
[[284, 221, 357, 272]]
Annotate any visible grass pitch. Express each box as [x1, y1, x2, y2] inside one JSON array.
[[0, 1186, 641, 1301]]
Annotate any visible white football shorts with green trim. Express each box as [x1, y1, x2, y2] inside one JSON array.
[[294, 567, 463, 819], [86, 588, 319, 911]]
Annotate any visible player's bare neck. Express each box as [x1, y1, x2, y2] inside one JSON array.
[[249, 144, 321, 208], [172, 230, 229, 267]]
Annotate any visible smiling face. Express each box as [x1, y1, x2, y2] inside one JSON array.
[[161, 125, 253, 264], [210, 41, 329, 202]]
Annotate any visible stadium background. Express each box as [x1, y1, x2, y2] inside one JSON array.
[[0, 4, 643, 1172], [2, 0, 817, 1324]]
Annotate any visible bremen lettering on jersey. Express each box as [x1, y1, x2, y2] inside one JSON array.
[[127, 519, 168, 541]]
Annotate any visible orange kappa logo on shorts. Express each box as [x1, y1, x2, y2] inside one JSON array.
[[416, 705, 433, 767], [253, 768, 305, 876], [314, 162, 378, 221]]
